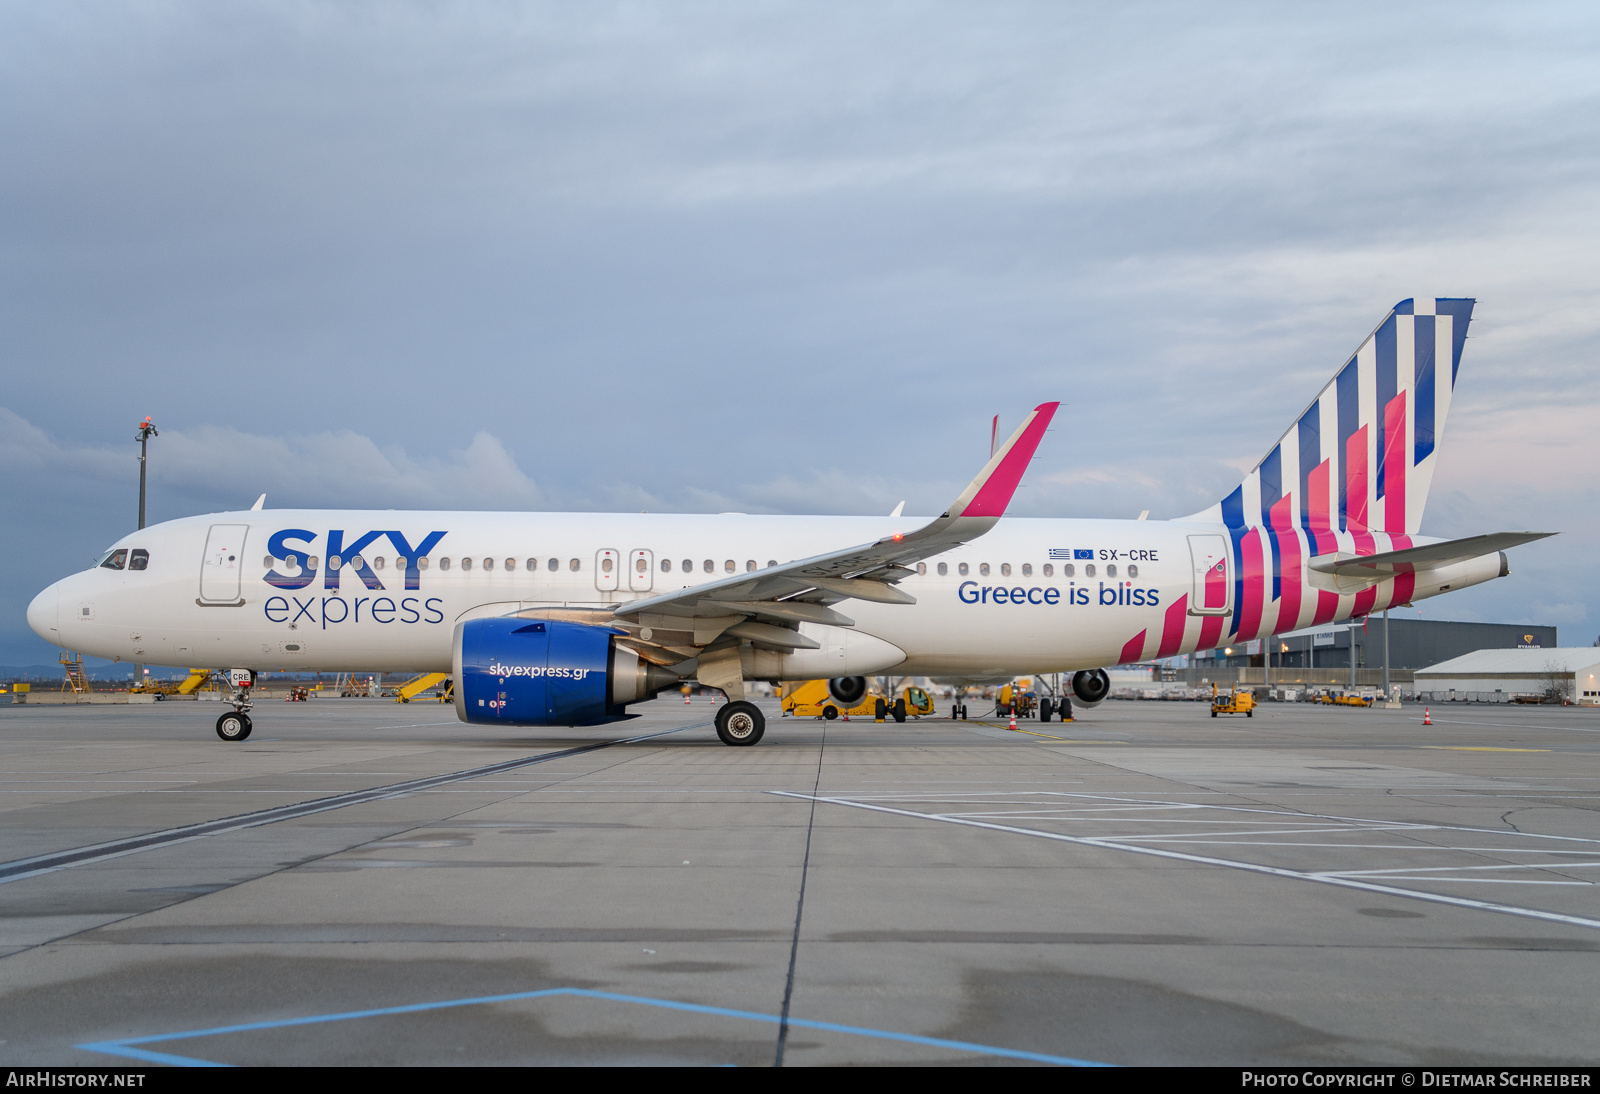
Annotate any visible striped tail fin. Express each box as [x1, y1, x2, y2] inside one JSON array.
[[1187, 297, 1474, 542]]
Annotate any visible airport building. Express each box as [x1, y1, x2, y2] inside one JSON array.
[[1190, 618, 1558, 673], [1414, 648, 1600, 706]]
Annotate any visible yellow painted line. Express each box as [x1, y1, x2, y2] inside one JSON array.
[[1420, 746, 1551, 753], [981, 724, 1107, 744]]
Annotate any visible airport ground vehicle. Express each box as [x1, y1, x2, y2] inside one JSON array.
[[28, 298, 1550, 745], [1211, 683, 1255, 717], [1319, 690, 1372, 708], [782, 679, 935, 723]]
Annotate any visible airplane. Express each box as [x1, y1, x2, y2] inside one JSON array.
[[27, 297, 1552, 746]]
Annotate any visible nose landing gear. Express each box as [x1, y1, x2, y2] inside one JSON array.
[[216, 711, 252, 741], [216, 668, 256, 742]]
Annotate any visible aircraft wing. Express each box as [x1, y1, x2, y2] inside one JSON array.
[[611, 402, 1059, 651], [1307, 531, 1555, 578]]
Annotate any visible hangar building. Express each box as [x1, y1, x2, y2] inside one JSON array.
[[1414, 648, 1600, 705]]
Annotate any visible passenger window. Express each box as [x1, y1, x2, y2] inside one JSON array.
[[937, 562, 948, 576], [661, 558, 672, 572], [682, 559, 692, 572], [349, 555, 363, 570], [602, 557, 614, 574], [745, 560, 756, 572], [703, 560, 713, 574], [329, 555, 343, 571], [308, 556, 320, 570], [1000, 563, 1011, 577], [373, 557, 385, 570], [129, 549, 149, 571], [418, 557, 428, 570], [483, 558, 494, 571], [461, 557, 473, 571], [958, 562, 969, 576], [917, 563, 926, 575], [526, 559, 537, 571], [767, 560, 777, 568], [637, 557, 648, 573], [979, 563, 990, 577], [1128, 564, 1139, 579], [548, 558, 559, 572], [1063, 563, 1073, 577], [263, 555, 274, 568], [1106, 564, 1117, 578], [1021, 563, 1032, 577], [569, 558, 580, 571], [506, 558, 517, 571], [396, 557, 408, 570], [724, 560, 735, 573], [1085, 564, 1095, 578], [1043, 563, 1053, 577], [440, 557, 451, 571]]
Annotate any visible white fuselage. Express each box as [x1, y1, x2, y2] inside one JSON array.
[[27, 509, 1504, 679]]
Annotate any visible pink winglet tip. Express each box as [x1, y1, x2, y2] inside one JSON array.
[[960, 401, 1059, 518]]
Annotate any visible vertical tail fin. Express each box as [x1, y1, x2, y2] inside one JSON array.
[[1185, 297, 1474, 543]]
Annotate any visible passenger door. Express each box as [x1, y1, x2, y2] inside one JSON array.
[[199, 524, 249, 605], [1187, 534, 1231, 615]]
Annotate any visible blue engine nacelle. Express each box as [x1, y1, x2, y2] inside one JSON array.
[[452, 618, 680, 727]]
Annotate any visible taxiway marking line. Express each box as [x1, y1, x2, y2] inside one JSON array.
[[1420, 746, 1551, 752], [775, 792, 1600, 932], [76, 985, 1112, 1068], [0, 723, 707, 886]]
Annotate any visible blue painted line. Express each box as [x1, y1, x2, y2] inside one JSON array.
[[75, 985, 1113, 1067]]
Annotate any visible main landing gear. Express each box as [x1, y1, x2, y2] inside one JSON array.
[[715, 701, 766, 746]]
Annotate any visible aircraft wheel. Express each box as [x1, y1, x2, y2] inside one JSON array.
[[874, 698, 887, 721], [1040, 698, 1053, 721], [892, 698, 906, 723], [716, 701, 765, 746], [960, 704, 968, 720], [822, 706, 838, 720], [216, 712, 252, 742]]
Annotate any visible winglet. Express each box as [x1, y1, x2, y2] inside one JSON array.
[[946, 402, 1059, 518]]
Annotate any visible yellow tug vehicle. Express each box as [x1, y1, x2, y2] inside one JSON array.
[[781, 679, 936, 723], [1211, 683, 1255, 718]]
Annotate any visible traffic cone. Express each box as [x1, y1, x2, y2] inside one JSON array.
[[1423, 707, 1431, 725], [1008, 710, 1017, 730]]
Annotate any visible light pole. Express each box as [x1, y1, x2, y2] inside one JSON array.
[[136, 416, 158, 530]]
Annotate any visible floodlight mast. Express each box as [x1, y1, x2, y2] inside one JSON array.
[[136, 416, 158, 530]]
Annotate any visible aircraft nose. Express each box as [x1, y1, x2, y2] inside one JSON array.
[[27, 583, 60, 645]]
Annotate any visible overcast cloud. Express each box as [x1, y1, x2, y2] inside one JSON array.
[[2, 2, 1597, 663]]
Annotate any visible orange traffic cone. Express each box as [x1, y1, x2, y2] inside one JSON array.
[[1008, 710, 1017, 730], [1423, 707, 1431, 725]]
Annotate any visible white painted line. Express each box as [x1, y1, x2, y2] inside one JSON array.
[[774, 792, 1600, 932], [1318, 862, 1600, 878]]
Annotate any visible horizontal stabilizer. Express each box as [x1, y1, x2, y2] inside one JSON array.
[[1308, 531, 1555, 577]]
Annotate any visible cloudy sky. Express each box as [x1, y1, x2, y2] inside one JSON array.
[[3, 2, 1598, 665]]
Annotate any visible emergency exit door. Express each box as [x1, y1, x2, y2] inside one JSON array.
[[628, 549, 654, 592]]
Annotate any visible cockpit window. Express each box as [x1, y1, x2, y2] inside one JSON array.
[[128, 549, 150, 571], [98, 549, 128, 570]]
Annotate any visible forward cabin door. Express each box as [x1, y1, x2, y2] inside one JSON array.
[[199, 524, 249, 605], [1187, 534, 1231, 615], [628, 549, 654, 592]]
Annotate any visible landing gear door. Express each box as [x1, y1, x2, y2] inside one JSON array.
[[628, 549, 653, 592], [1187, 534, 1231, 616], [199, 524, 248, 606], [595, 549, 620, 592]]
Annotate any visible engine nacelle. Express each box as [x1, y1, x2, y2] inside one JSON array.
[[828, 676, 867, 705], [1072, 668, 1111, 707], [452, 618, 679, 726]]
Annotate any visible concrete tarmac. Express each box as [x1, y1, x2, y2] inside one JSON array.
[[0, 695, 1597, 1066]]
